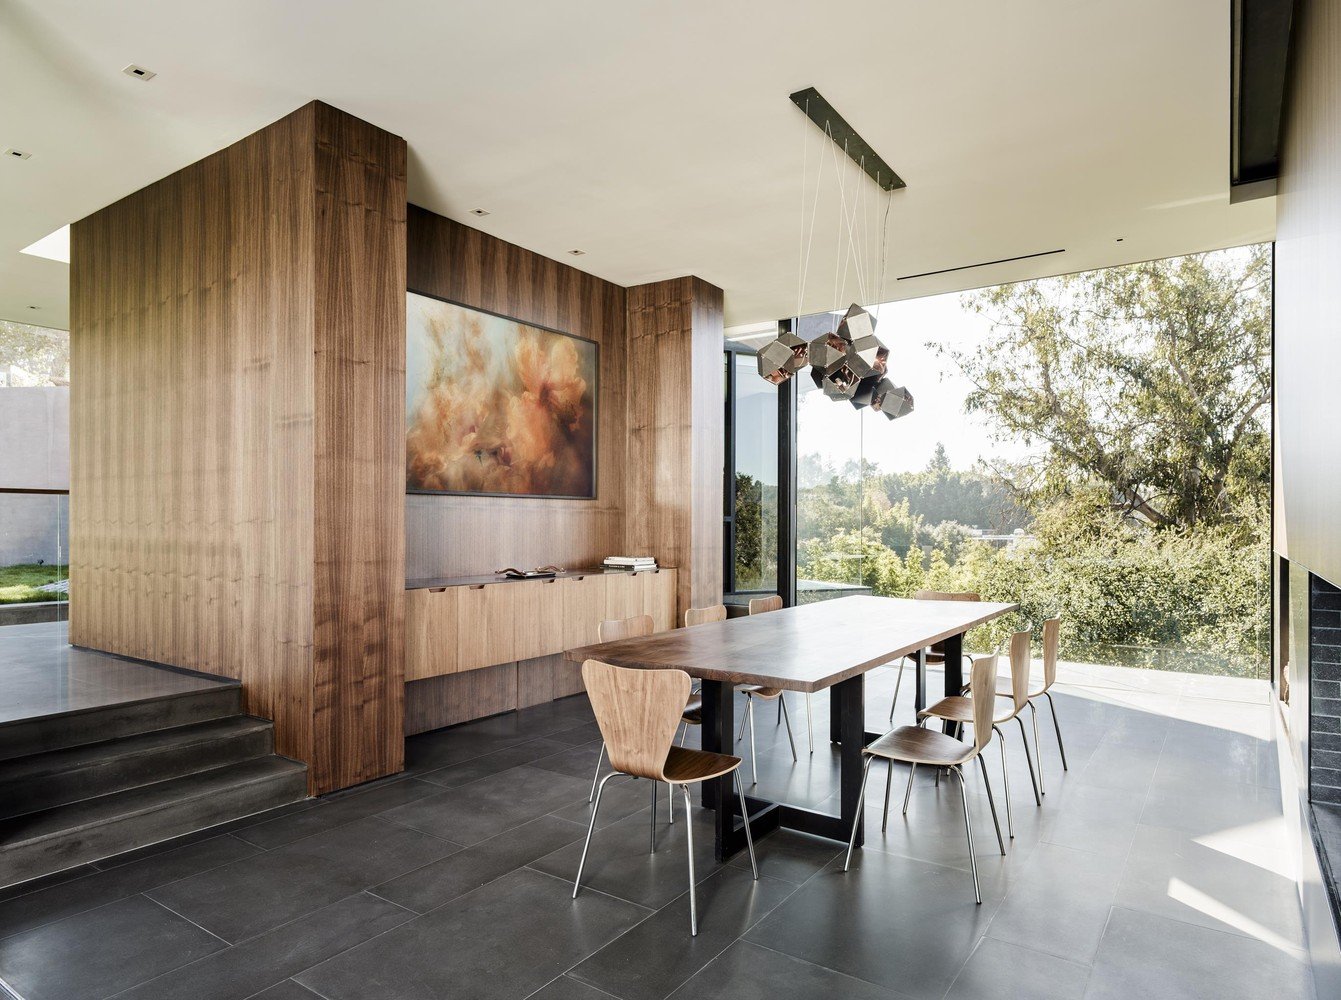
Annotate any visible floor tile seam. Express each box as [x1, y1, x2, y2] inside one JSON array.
[[0, 836, 262, 944], [734, 937, 911, 997], [557, 868, 803, 1000]]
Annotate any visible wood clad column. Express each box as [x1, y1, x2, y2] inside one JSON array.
[[625, 277, 724, 620], [69, 101, 406, 795]]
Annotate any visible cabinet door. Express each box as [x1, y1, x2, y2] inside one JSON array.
[[457, 583, 517, 672], [406, 588, 460, 681], [641, 569, 677, 632], [561, 575, 606, 650], [603, 572, 641, 623], [513, 578, 563, 661]]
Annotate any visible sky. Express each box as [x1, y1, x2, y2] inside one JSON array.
[[795, 290, 1035, 474]]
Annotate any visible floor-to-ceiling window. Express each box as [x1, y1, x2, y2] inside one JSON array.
[[0, 319, 70, 623], [723, 344, 779, 600], [744, 245, 1272, 679]]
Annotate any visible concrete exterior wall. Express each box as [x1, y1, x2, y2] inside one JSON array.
[[0, 387, 69, 567], [0, 387, 69, 491]]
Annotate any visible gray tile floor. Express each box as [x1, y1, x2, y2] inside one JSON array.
[[0, 663, 1316, 1000]]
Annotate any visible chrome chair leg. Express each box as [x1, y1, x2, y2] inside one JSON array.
[[992, 724, 1015, 838], [777, 696, 783, 724], [589, 742, 607, 802], [667, 780, 675, 824], [806, 693, 813, 755], [682, 784, 698, 936], [748, 697, 758, 784], [737, 696, 749, 743], [1029, 701, 1045, 794], [1044, 691, 1069, 770], [779, 695, 798, 762], [953, 766, 982, 904], [902, 761, 917, 815], [650, 778, 658, 851], [574, 771, 617, 897], [734, 771, 759, 880], [844, 756, 875, 871], [889, 657, 907, 723], [1015, 716, 1042, 805], [882, 759, 894, 831], [977, 754, 1007, 855]]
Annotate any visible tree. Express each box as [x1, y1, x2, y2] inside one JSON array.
[[954, 246, 1271, 533], [0, 320, 68, 385]]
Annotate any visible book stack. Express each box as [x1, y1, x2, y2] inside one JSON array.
[[603, 555, 658, 572]]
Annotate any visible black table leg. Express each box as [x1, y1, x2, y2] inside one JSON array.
[[830, 684, 842, 744], [700, 678, 780, 860], [913, 647, 927, 713], [942, 632, 965, 696], [834, 674, 865, 850]]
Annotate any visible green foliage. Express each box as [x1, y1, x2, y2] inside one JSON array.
[[794, 246, 1271, 677], [0, 564, 69, 605], [0, 321, 68, 385]]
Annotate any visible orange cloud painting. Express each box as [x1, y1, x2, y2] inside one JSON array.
[[406, 293, 597, 497]]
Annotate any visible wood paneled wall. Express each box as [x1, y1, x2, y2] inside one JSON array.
[[625, 277, 725, 619], [69, 101, 406, 795], [404, 206, 628, 580]]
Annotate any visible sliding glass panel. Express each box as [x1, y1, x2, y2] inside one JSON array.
[[731, 352, 778, 594]]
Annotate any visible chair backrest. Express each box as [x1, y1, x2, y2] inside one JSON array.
[[1006, 629, 1032, 712], [685, 604, 727, 627], [968, 652, 999, 754], [748, 595, 783, 614], [1041, 617, 1061, 689], [913, 589, 982, 602], [598, 614, 654, 643], [582, 659, 689, 781]]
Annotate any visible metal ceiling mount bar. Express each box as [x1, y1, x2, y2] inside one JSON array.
[[788, 87, 905, 192]]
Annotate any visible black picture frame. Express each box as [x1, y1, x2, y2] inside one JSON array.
[[405, 289, 599, 500]]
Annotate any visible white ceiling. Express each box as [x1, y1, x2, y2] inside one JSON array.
[[0, 0, 1274, 331]]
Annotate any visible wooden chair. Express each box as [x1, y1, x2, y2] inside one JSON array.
[[684, 605, 727, 627], [736, 595, 797, 780], [918, 630, 1041, 837], [588, 615, 702, 823], [888, 590, 981, 722], [575, 659, 757, 935], [844, 650, 1006, 903], [1003, 617, 1066, 792]]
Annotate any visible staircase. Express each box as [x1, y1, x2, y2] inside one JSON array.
[[0, 683, 307, 888]]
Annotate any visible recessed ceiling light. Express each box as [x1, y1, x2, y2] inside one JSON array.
[[1115, 237, 1125, 242], [567, 249, 586, 256], [122, 64, 156, 81], [20, 225, 70, 264], [27, 305, 38, 310], [4, 148, 31, 160], [470, 208, 490, 217]]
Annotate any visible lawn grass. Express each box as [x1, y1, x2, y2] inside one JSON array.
[[0, 563, 69, 604]]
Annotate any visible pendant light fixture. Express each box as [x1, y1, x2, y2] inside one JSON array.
[[756, 88, 914, 423]]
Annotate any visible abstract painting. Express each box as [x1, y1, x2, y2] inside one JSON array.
[[406, 292, 597, 498]]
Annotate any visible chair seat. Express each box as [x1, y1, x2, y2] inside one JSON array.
[[681, 694, 703, 725], [738, 685, 783, 699], [920, 694, 1016, 726], [863, 725, 975, 766], [662, 746, 742, 784]]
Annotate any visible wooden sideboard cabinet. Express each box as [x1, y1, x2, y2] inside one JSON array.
[[405, 568, 677, 683]]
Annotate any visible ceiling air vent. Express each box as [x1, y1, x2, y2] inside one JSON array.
[[122, 64, 156, 81], [4, 148, 31, 160]]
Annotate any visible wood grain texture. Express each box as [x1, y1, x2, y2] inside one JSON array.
[[582, 659, 691, 780], [69, 101, 406, 794], [684, 604, 728, 627], [404, 205, 628, 580], [565, 595, 1018, 693], [1276, 0, 1341, 587], [405, 662, 517, 735], [625, 277, 724, 622]]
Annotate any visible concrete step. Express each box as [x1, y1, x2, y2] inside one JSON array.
[[0, 755, 307, 888], [0, 685, 243, 762], [0, 716, 275, 820]]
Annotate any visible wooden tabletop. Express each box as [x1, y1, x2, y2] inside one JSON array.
[[563, 595, 1019, 693]]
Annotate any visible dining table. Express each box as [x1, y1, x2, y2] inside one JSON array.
[[564, 594, 1019, 860]]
